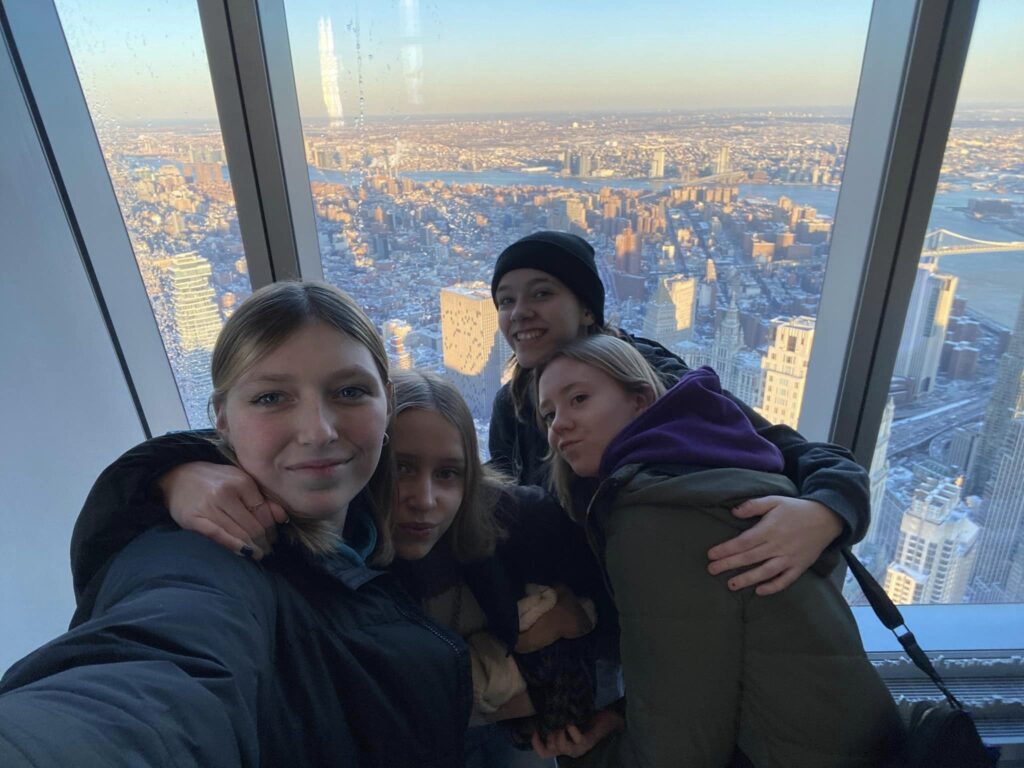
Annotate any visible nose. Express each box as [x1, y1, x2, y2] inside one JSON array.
[[403, 472, 436, 512], [509, 297, 533, 323], [550, 409, 572, 436], [296, 398, 338, 446]]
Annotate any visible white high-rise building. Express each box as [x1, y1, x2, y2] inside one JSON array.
[[318, 17, 344, 127], [866, 397, 895, 547], [884, 477, 979, 605], [757, 316, 815, 430], [383, 319, 414, 371], [893, 262, 958, 398], [643, 275, 696, 346], [688, 299, 763, 409], [167, 252, 222, 353], [439, 283, 511, 419]]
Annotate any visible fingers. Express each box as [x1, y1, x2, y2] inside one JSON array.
[[755, 567, 801, 596], [190, 517, 255, 561], [707, 527, 769, 570], [530, 731, 557, 759], [730, 495, 782, 519], [220, 496, 272, 554], [724, 558, 786, 591]]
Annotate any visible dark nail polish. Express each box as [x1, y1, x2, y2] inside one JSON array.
[[240, 545, 254, 559]]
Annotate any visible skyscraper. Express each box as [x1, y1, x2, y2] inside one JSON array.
[[383, 319, 414, 371], [643, 275, 696, 346], [866, 397, 895, 547], [757, 316, 815, 430], [892, 262, 958, 398], [884, 477, 979, 605], [318, 17, 344, 127], [166, 252, 222, 353], [688, 298, 764, 409], [439, 283, 511, 419], [715, 146, 730, 175], [970, 415, 1024, 599], [969, 292, 1024, 495], [649, 148, 665, 179]]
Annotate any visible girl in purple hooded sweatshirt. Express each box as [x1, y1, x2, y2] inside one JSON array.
[[533, 335, 904, 768]]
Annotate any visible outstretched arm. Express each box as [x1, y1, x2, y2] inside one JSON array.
[[71, 432, 286, 614], [0, 528, 274, 768]]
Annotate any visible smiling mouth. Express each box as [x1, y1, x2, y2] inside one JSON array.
[[514, 329, 545, 342]]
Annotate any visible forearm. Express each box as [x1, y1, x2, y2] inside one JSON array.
[[3, 530, 271, 767], [720, 387, 870, 546], [758, 424, 870, 546]]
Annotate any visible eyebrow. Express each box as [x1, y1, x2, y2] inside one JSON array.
[[496, 277, 557, 295], [396, 454, 466, 464], [242, 365, 379, 385], [538, 379, 586, 413]]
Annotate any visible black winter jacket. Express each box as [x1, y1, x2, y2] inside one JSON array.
[[488, 332, 871, 548], [0, 522, 470, 767], [65, 432, 608, 655]]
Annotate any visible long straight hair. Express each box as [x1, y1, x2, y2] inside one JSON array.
[[391, 370, 506, 562], [534, 334, 665, 513], [209, 281, 396, 564]]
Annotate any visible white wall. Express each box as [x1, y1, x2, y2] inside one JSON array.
[[0, 33, 145, 671]]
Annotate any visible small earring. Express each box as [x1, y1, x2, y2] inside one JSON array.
[[382, 433, 390, 446]]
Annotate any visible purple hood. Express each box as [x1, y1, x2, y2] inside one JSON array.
[[598, 366, 785, 479]]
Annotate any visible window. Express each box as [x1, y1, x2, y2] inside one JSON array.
[[850, 0, 1024, 607], [281, 0, 872, 436], [54, 0, 253, 427]]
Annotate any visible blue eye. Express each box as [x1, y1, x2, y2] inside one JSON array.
[[436, 468, 462, 481], [336, 386, 368, 400], [541, 411, 554, 425], [252, 392, 284, 406], [396, 462, 415, 476]]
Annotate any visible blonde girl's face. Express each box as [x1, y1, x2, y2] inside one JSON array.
[[216, 322, 390, 531], [538, 356, 650, 478], [391, 408, 466, 560]]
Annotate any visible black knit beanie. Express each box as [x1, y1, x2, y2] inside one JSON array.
[[490, 231, 605, 326]]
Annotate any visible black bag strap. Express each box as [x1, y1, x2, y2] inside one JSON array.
[[842, 549, 964, 710]]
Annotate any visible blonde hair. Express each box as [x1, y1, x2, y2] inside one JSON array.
[[209, 281, 396, 564], [391, 370, 506, 562], [534, 334, 665, 513]]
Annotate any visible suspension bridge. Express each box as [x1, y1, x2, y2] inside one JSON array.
[[921, 228, 1024, 259]]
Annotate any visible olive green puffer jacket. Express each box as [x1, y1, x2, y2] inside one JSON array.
[[567, 465, 905, 768]]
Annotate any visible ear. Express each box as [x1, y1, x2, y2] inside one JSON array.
[[581, 308, 595, 328], [213, 399, 230, 443], [384, 380, 395, 419], [631, 384, 656, 414]]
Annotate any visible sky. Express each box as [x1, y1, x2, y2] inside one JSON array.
[[52, 0, 1024, 122]]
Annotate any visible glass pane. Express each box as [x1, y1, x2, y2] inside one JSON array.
[[55, 0, 252, 427], [283, 0, 873, 440], [850, 1, 1024, 606]]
